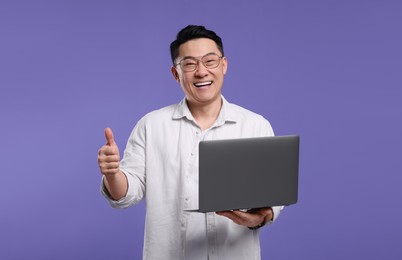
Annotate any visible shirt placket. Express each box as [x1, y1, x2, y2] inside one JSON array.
[[197, 127, 219, 259], [206, 212, 218, 259], [184, 121, 225, 259], [202, 127, 220, 260], [181, 124, 205, 258]]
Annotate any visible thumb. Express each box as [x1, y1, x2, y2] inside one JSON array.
[[104, 127, 116, 146]]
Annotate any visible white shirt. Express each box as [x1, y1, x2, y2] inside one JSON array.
[[101, 96, 283, 260]]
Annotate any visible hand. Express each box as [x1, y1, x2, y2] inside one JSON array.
[[98, 128, 120, 176], [216, 207, 273, 228]]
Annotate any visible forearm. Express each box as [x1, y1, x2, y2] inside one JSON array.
[[103, 170, 128, 201]]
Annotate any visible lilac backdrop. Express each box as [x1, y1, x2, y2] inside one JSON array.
[[1, 0, 401, 259]]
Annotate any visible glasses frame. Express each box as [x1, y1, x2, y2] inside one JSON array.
[[175, 53, 224, 72]]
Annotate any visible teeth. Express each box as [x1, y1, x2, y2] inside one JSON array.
[[194, 81, 212, 87]]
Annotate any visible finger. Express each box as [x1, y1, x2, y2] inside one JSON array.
[[232, 210, 254, 217], [98, 150, 119, 160], [216, 210, 247, 218], [101, 168, 120, 176], [98, 155, 119, 167], [230, 210, 259, 223], [100, 162, 120, 170], [216, 210, 234, 216], [247, 207, 270, 214], [247, 207, 273, 221], [217, 210, 264, 227], [105, 128, 115, 146], [100, 145, 119, 156], [216, 211, 245, 225], [102, 155, 120, 163]]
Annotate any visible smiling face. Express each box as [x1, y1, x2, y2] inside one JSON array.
[[171, 38, 228, 108]]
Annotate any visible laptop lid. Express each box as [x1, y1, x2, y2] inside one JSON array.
[[197, 135, 300, 213]]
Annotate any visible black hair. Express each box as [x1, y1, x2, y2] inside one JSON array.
[[170, 25, 224, 65]]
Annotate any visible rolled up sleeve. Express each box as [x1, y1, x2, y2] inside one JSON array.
[[100, 119, 147, 209]]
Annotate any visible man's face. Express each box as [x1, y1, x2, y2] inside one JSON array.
[[171, 38, 227, 107]]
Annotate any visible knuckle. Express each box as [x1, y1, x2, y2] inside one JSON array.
[[103, 169, 118, 176], [99, 145, 107, 153], [98, 156, 105, 165]]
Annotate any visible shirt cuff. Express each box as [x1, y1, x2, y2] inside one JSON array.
[[100, 174, 132, 209], [248, 206, 284, 230], [265, 206, 284, 226]]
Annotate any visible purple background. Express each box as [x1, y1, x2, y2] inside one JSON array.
[[1, 0, 401, 259]]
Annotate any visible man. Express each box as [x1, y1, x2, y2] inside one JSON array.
[[98, 25, 283, 260]]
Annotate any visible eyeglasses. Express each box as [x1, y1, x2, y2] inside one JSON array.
[[175, 53, 223, 72]]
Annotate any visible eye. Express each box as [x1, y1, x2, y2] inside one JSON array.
[[202, 54, 219, 67], [183, 61, 197, 66]]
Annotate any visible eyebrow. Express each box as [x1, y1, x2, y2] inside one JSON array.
[[180, 52, 217, 60]]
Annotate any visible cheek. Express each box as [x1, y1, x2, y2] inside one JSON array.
[[179, 77, 192, 91], [182, 75, 194, 85]]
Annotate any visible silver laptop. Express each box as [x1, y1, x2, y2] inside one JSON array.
[[193, 135, 299, 213]]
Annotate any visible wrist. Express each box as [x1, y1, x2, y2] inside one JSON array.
[[265, 207, 274, 222], [248, 207, 273, 230], [248, 221, 266, 230], [104, 169, 121, 180]]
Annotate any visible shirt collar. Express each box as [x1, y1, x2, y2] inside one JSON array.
[[172, 96, 238, 124]]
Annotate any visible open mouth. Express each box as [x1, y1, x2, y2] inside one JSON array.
[[194, 81, 213, 88]]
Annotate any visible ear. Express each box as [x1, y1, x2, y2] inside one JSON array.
[[222, 57, 228, 75], [170, 66, 180, 83]]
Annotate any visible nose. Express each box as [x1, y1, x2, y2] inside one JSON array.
[[194, 60, 209, 77]]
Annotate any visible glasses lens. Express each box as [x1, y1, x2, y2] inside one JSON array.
[[181, 58, 197, 72], [179, 54, 221, 72], [201, 54, 220, 69]]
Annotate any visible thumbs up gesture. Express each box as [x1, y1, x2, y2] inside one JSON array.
[[98, 128, 121, 176]]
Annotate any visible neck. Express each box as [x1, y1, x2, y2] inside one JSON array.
[[187, 97, 223, 131]]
